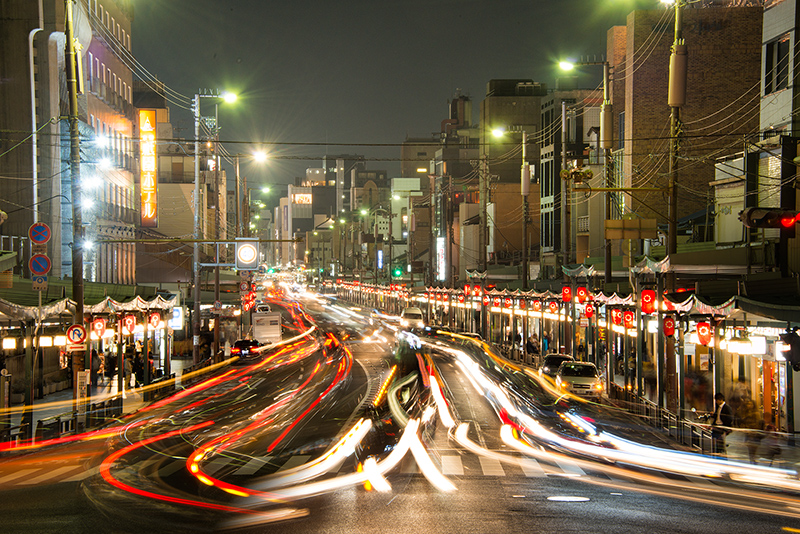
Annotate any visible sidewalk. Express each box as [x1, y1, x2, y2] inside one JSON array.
[[7, 357, 196, 432]]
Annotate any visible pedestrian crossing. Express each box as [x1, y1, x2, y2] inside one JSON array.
[[0, 447, 719, 491]]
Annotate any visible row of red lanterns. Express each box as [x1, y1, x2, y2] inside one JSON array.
[[90, 312, 162, 337]]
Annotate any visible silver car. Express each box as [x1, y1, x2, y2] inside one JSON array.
[[555, 361, 603, 399]]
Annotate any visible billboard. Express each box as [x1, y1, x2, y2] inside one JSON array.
[[139, 109, 158, 227]]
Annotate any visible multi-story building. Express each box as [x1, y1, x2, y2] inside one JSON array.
[[0, 0, 136, 283], [539, 85, 599, 277], [479, 80, 546, 280], [608, 5, 762, 260]]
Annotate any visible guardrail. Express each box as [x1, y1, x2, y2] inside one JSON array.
[[607, 382, 713, 454]]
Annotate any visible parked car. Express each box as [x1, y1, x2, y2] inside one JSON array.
[[555, 361, 603, 399], [400, 307, 425, 331], [538, 353, 574, 378], [230, 339, 264, 364]]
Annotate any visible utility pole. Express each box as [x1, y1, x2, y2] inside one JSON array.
[[601, 62, 614, 286], [521, 131, 530, 290], [561, 101, 570, 269], [667, 1, 687, 291], [192, 94, 201, 364], [480, 155, 488, 272], [65, 0, 85, 396]]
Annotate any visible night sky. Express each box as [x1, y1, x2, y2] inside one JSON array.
[[131, 0, 658, 188]]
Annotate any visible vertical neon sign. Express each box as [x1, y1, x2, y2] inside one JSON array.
[[139, 109, 158, 227]]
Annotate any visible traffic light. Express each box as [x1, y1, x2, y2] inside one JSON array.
[[392, 266, 403, 278], [779, 329, 800, 372], [739, 207, 799, 229], [235, 240, 259, 270]]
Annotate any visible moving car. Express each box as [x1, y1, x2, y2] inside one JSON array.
[[230, 339, 264, 364], [538, 353, 574, 377], [555, 361, 603, 399], [400, 307, 425, 331]]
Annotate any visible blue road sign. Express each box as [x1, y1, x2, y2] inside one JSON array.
[[28, 223, 51, 245], [29, 254, 51, 275]]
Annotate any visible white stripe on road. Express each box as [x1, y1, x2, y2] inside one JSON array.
[[0, 468, 41, 485], [18, 466, 82, 485], [518, 457, 547, 477], [479, 457, 505, 476], [441, 455, 464, 475], [234, 456, 271, 476]]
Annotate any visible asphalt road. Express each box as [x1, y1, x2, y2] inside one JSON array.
[[0, 296, 798, 533]]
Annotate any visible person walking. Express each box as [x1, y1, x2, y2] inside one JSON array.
[[710, 392, 733, 456], [124, 355, 133, 390]]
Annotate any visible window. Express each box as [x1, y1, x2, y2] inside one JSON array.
[[765, 34, 791, 95]]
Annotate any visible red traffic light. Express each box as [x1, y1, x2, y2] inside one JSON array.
[[739, 207, 799, 229]]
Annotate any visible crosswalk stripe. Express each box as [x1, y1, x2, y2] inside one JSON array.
[[400, 457, 419, 473], [202, 457, 230, 476], [234, 456, 271, 476], [552, 459, 585, 477], [18, 466, 82, 485], [0, 468, 41, 485], [277, 455, 309, 471], [479, 457, 505, 476], [441, 455, 464, 475], [158, 460, 186, 478], [62, 466, 99, 482], [518, 457, 547, 477]]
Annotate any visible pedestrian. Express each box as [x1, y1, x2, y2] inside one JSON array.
[[133, 353, 144, 387], [761, 424, 782, 466], [90, 348, 100, 389], [737, 396, 762, 464], [124, 355, 133, 390], [710, 392, 733, 456], [104, 351, 116, 380], [97, 355, 105, 385]]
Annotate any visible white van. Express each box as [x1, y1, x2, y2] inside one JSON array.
[[400, 307, 425, 330]]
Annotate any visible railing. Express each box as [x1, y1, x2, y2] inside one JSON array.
[[607, 382, 713, 454]]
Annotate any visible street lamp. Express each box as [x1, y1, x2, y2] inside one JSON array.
[[559, 58, 613, 284], [234, 151, 269, 238], [192, 90, 236, 364]]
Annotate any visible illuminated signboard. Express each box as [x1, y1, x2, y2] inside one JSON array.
[[139, 109, 158, 227], [292, 193, 312, 204]]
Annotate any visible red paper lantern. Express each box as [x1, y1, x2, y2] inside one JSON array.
[[640, 289, 656, 315], [482, 295, 490, 306], [533, 300, 542, 312], [562, 286, 572, 303], [576, 287, 588, 303], [149, 312, 161, 328], [663, 316, 676, 337], [122, 314, 136, 335], [548, 301, 559, 313], [92, 317, 106, 337], [473, 286, 482, 297], [493, 297, 501, 307], [611, 309, 622, 325], [623, 310, 635, 328], [518, 299, 526, 310], [697, 321, 712, 346], [458, 294, 465, 303], [584, 303, 594, 319], [504, 298, 513, 308], [464, 284, 471, 295]]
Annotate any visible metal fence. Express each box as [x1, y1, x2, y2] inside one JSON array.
[[608, 382, 713, 454]]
